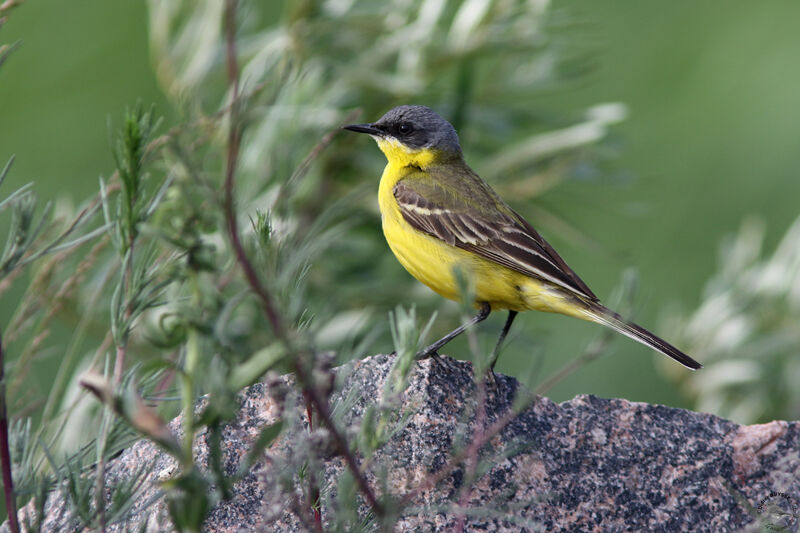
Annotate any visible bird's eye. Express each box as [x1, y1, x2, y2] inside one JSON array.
[[397, 123, 413, 135]]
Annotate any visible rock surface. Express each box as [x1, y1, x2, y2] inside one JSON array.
[[6, 353, 800, 532]]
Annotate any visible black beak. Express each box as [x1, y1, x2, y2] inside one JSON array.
[[343, 123, 382, 136]]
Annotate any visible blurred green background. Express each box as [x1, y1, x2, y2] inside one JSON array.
[[1, 0, 799, 411]]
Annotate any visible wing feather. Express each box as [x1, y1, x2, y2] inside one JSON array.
[[393, 171, 597, 301]]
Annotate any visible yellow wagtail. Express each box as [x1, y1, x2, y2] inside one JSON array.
[[344, 105, 701, 371]]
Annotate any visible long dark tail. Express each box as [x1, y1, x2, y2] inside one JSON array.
[[584, 303, 702, 370]]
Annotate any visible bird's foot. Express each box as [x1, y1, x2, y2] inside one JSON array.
[[415, 347, 439, 360], [485, 368, 500, 391]]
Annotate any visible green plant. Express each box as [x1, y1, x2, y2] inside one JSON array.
[[663, 216, 800, 423], [1, 1, 630, 530]]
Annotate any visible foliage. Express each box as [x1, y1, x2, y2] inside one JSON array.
[[0, 0, 641, 531], [664, 216, 800, 424]]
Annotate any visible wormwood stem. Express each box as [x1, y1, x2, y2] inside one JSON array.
[[220, 0, 384, 519], [302, 392, 322, 528], [0, 332, 20, 533]]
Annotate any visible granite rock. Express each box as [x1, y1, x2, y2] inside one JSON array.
[[6, 353, 800, 532]]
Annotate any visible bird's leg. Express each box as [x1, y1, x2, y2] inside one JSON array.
[[416, 302, 491, 359], [488, 310, 518, 372]]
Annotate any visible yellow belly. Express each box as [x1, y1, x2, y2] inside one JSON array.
[[378, 164, 587, 318]]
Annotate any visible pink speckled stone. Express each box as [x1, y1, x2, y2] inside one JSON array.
[[8, 354, 800, 532]]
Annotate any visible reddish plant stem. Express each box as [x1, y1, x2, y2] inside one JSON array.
[[294, 360, 384, 514], [0, 332, 20, 533], [303, 392, 322, 528], [221, 0, 284, 340], [289, 487, 324, 533], [310, 468, 322, 527], [220, 0, 383, 520]]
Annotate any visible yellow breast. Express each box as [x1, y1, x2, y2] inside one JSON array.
[[374, 142, 587, 318], [377, 161, 524, 311]]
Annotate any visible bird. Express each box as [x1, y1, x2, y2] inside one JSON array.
[[344, 105, 701, 371]]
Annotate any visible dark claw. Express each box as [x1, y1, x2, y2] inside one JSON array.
[[415, 348, 439, 360], [485, 369, 499, 390]]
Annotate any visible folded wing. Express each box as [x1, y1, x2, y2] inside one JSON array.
[[394, 169, 598, 301]]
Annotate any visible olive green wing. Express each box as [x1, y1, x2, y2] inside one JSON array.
[[393, 167, 598, 301]]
